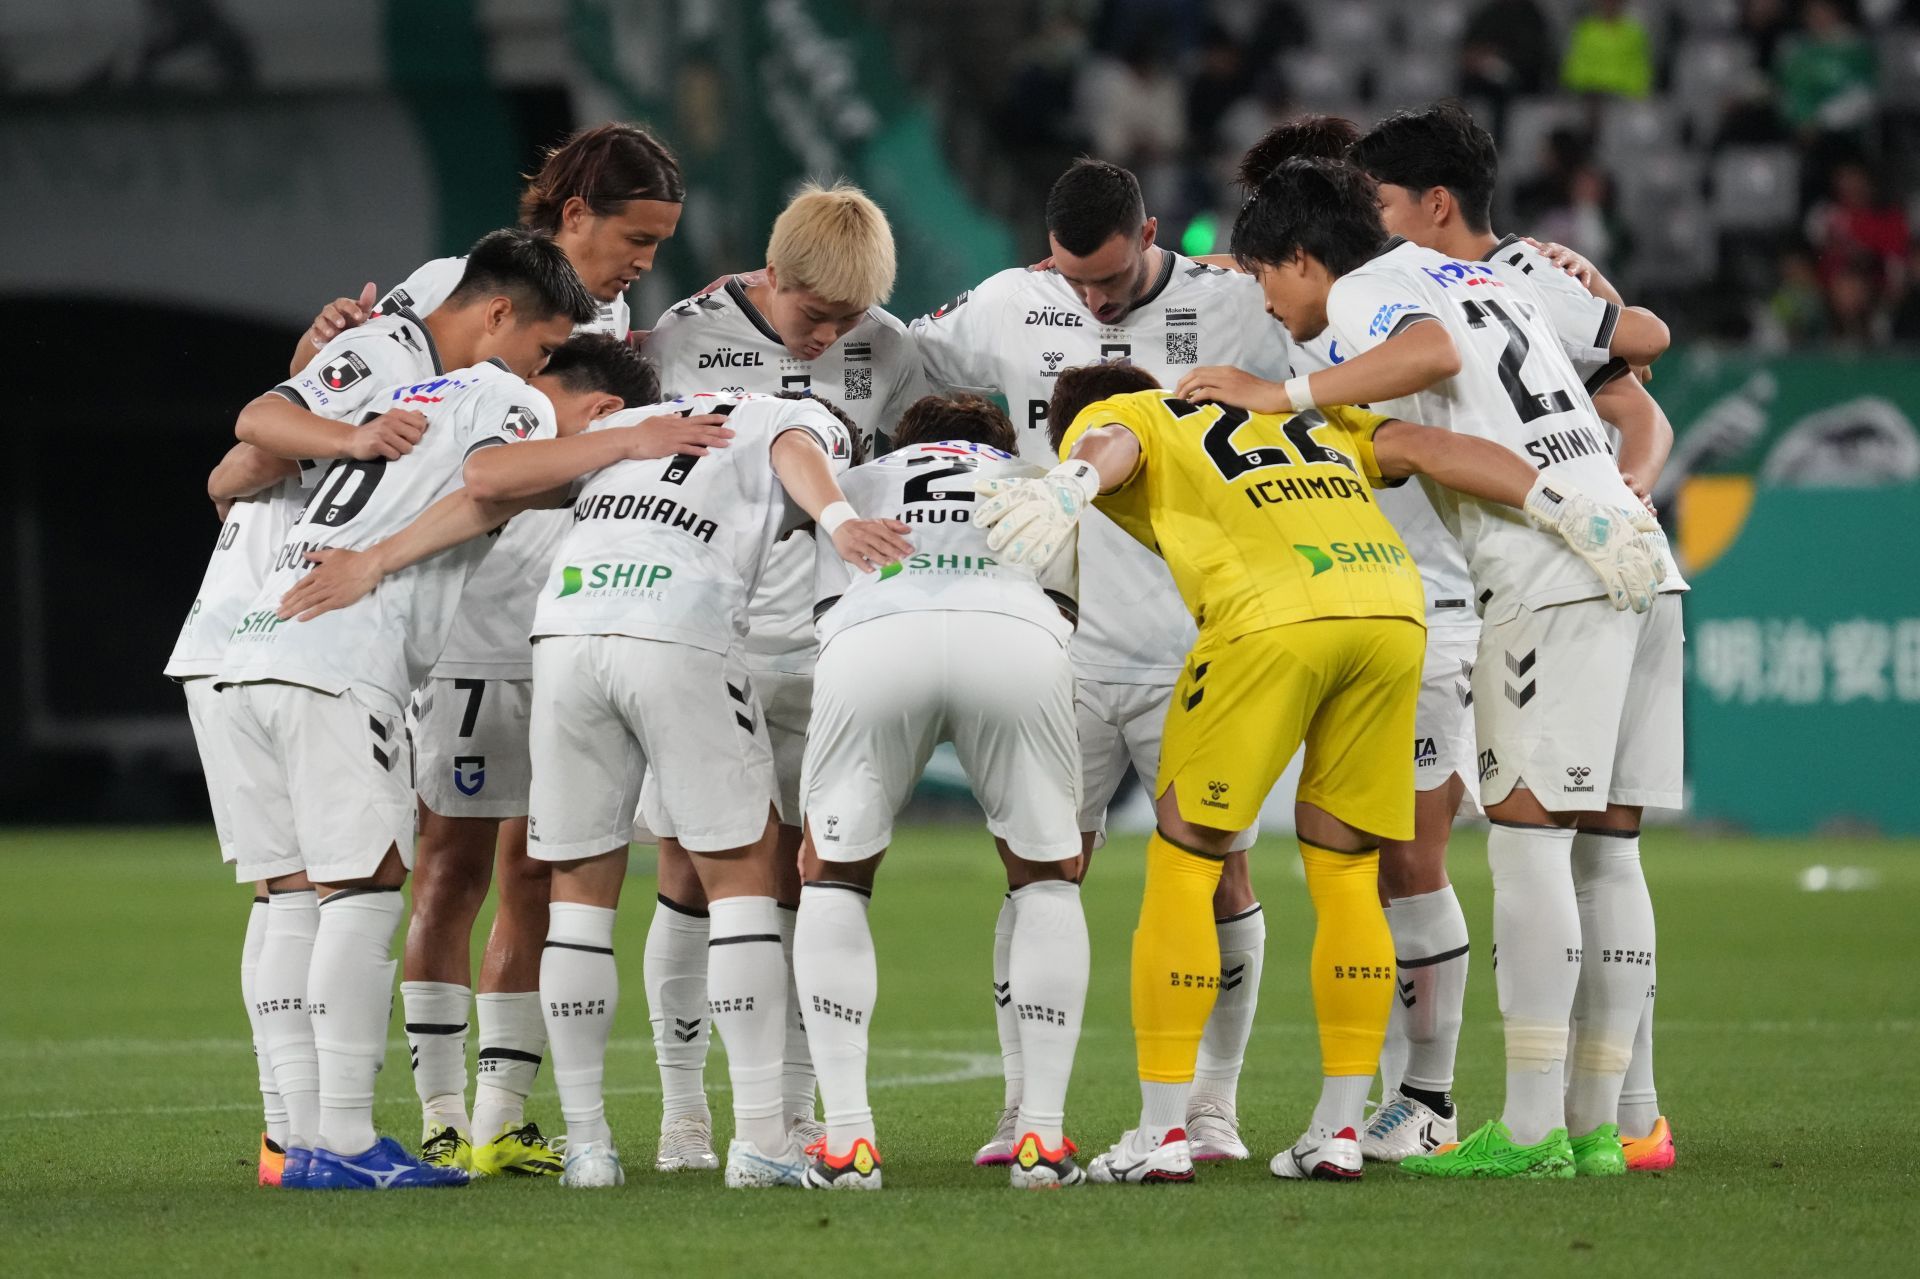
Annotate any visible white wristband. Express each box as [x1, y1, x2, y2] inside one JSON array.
[[819, 501, 857, 534], [1284, 374, 1317, 412], [1049, 458, 1102, 503]]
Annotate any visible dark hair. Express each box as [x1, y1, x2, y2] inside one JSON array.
[[448, 228, 599, 325], [1046, 362, 1162, 453], [1045, 159, 1145, 256], [1236, 114, 1360, 190], [890, 394, 1019, 455], [1231, 158, 1386, 279], [1349, 101, 1498, 234], [540, 333, 659, 406], [774, 389, 869, 464], [519, 123, 685, 233]]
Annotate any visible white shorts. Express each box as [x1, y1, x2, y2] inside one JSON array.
[[527, 635, 776, 860], [1414, 632, 1483, 811], [181, 677, 246, 866], [745, 663, 811, 827], [805, 612, 1082, 863], [1473, 593, 1685, 813], [221, 681, 416, 884], [411, 676, 533, 819], [1076, 677, 1258, 853]]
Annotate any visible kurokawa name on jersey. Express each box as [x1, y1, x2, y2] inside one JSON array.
[[910, 250, 1292, 682], [219, 361, 558, 713], [1323, 239, 1685, 623], [166, 312, 443, 679], [814, 439, 1078, 650], [531, 392, 854, 654]]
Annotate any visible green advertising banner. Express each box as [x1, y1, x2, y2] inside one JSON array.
[[1683, 485, 1920, 835]]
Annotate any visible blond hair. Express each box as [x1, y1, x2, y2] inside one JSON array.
[[766, 182, 897, 309]]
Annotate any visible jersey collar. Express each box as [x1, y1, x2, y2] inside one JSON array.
[[485, 357, 510, 372], [724, 275, 789, 347], [1480, 232, 1527, 262], [1124, 247, 1179, 316], [391, 305, 445, 374]]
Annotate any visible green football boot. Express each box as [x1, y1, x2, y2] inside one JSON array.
[[1400, 1119, 1575, 1179], [1571, 1123, 1627, 1177]]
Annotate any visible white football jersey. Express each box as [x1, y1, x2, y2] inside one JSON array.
[[530, 393, 854, 656], [164, 313, 443, 678], [219, 360, 559, 713], [374, 255, 630, 683], [815, 439, 1077, 651], [374, 255, 632, 342], [1292, 332, 1479, 641], [910, 251, 1292, 681], [1478, 235, 1630, 395], [646, 273, 930, 673], [1324, 239, 1685, 625]]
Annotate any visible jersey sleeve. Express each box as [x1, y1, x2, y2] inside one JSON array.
[[1060, 394, 1160, 554], [639, 301, 702, 398], [1317, 404, 1396, 488], [1324, 267, 1438, 356], [771, 399, 856, 473], [371, 257, 464, 319], [461, 385, 558, 458], [1514, 257, 1621, 371], [873, 327, 933, 441], [271, 324, 427, 422], [908, 279, 1003, 395]]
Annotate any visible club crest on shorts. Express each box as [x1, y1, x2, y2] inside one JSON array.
[[453, 754, 486, 796]]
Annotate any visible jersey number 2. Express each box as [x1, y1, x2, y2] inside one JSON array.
[[1460, 298, 1575, 423]]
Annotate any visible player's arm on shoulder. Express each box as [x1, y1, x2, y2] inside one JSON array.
[[1368, 413, 1537, 508], [1606, 305, 1669, 367], [1592, 374, 1672, 502], [463, 412, 734, 503], [234, 388, 425, 464], [769, 425, 913, 573], [1301, 316, 1460, 410], [274, 487, 521, 622], [207, 442, 298, 502]]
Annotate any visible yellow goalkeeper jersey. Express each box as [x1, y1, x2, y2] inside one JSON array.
[[1060, 390, 1426, 638]]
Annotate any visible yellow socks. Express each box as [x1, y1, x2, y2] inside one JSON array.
[[1300, 840, 1395, 1077], [1132, 832, 1227, 1084]]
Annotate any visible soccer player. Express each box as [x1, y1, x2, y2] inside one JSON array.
[[217, 234, 620, 1190], [293, 123, 696, 1176], [167, 305, 447, 1185], [456, 389, 909, 1188], [1175, 158, 1682, 1179], [796, 395, 1085, 1192], [637, 182, 925, 1169], [1345, 101, 1678, 1169], [911, 157, 1290, 1163], [976, 350, 1658, 1184]]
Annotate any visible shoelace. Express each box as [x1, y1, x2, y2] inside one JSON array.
[[1370, 1098, 1416, 1134]]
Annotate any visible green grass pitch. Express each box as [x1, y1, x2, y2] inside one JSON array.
[[2, 825, 1915, 1276]]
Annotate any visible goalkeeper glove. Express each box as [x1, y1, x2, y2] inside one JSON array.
[[1523, 476, 1667, 614], [974, 459, 1100, 568]]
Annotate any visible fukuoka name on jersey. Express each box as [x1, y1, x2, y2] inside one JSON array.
[[911, 250, 1292, 681], [1324, 240, 1685, 624], [219, 361, 558, 713], [531, 393, 853, 656], [372, 255, 628, 682], [814, 439, 1078, 651], [1293, 333, 1478, 640], [646, 273, 929, 672], [164, 313, 443, 678]]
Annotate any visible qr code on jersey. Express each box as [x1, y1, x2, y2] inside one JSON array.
[[1165, 332, 1198, 365], [843, 366, 873, 400]]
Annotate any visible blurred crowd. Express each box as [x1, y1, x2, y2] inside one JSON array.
[[983, 0, 1920, 348]]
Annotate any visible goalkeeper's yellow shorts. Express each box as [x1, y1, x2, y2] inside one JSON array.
[[1156, 617, 1424, 841]]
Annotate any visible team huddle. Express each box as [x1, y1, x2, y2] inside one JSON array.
[[168, 102, 1684, 1192]]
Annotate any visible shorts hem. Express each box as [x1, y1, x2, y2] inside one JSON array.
[[1605, 788, 1683, 810], [418, 795, 529, 820], [528, 834, 630, 863], [672, 820, 774, 854], [806, 834, 891, 862], [234, 858, 304, 882], [1296, 784, 1413, 843]]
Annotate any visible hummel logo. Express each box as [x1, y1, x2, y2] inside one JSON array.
[[1397, 977, 1416, 1008], [993, 980, 1012, 1009], [1564, 764, 1595, 794], [672, 1017, 702, 1043], [1201, 779, 1231, 810], [1504, 647, 1537, 706], [1042, 350, 1064, 371], [1222, 963, 1245, 992]]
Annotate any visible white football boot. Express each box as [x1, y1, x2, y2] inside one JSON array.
[[1085, 1128, 1195, 1185], [725, 1134, 811, 1188], [1269, 1125, 1364, 1181], [973, 1105, 1019, 1166], [558, 1140, 625, 1188], [1185, 1096, 1249, 1161], [1361, 1090, 1458, 1162], [655, 1111, 720, 1172], [789, 1113, 828, 1149]]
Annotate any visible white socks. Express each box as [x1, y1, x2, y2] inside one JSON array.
[[643, 895, 711, 1124], [1309, 1074, 1373, 1138], [1193, 904, 1266, 1111], [1009, 880, 1089, 1148], [1140, 1081, 1189, 1146], [1488, 822, 1581, 1144], [541, 901, 619, 1146], [310, 887, 404, 1157], [401, 980, 471, 1137], [1384, 885, 1470, 1099], [777, 904, 818, 1123], [706, 896, 790, 1152], [473, 991, 546, 1141], [990, 892, 1022, 1112], [1567, 829, 1657, 1137], [241, 896, 288, 1147], [256, 890, 320, 1149], [1620, 984, 1660, 1139], [794, 882, 878, 1150]]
